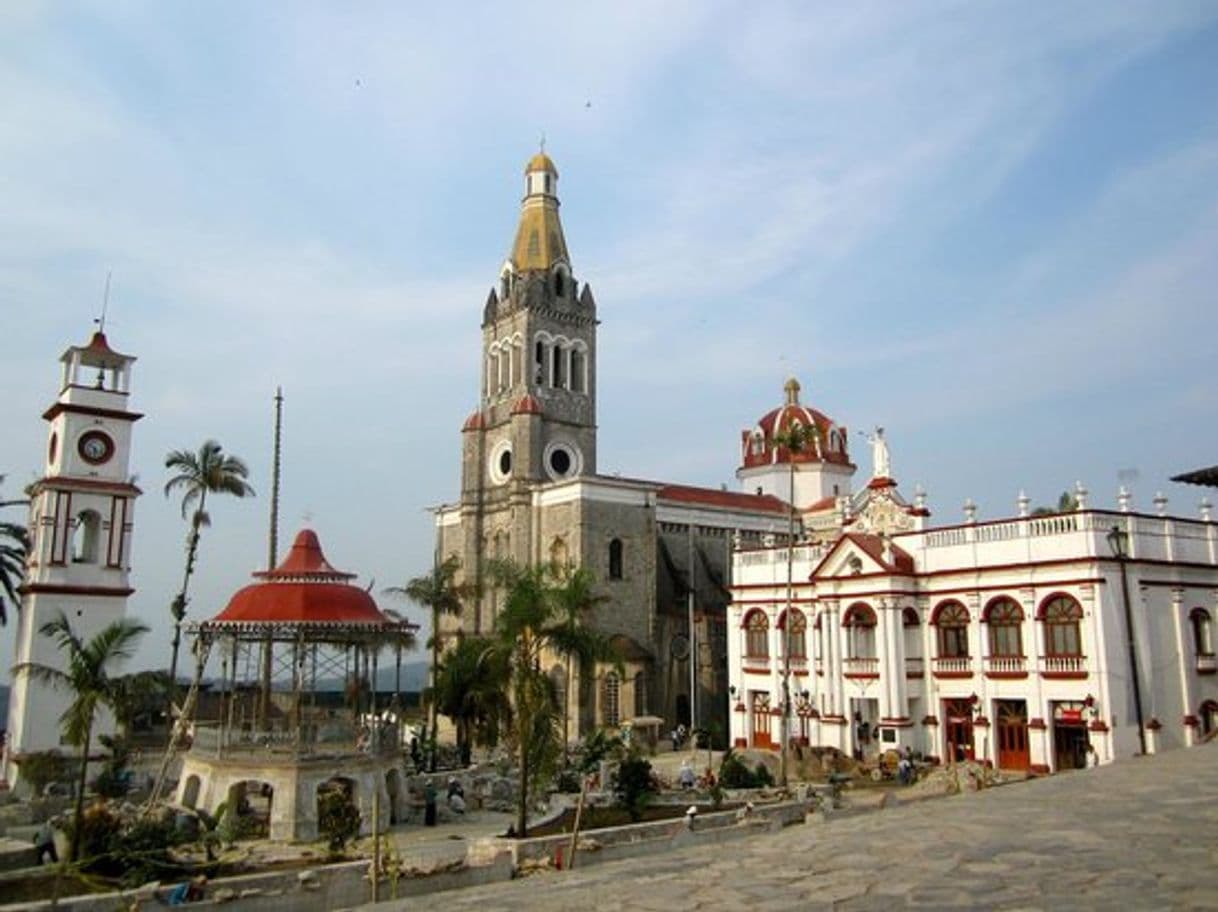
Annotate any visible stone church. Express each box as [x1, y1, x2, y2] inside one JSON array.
[[435, 152, 857, 742]]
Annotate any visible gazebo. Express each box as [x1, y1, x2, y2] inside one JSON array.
[[174, 529, 418, 841]]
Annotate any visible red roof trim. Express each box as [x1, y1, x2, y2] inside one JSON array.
[[511, 394, 544, 415], [657, 483, 790, 515]]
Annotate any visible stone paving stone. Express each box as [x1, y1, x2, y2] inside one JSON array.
[[366, 743, 1218, 911]]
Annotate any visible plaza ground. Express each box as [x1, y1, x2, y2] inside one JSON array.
[[362, 742, 1218, 911]]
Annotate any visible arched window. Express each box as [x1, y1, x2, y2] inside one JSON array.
[[985, 598, 1024, 657], [1041, 595, 1083, 657], [933, 601, 970, 658], [554, 269, 565, 296], [779, 609, 807, 658], [602, 671, 620, 727], [1191, 608, 1213, 657], [552, 343, 568, 389], [570, 346, 586, 393], [487, 350, 500, 394], [534, 339, 548, 385], [608, 538, 623, 580], [744, 610, 769, 659], [843, 603, 877, 658], [72, 510, 101, 564], [633, 671, 647, 716]]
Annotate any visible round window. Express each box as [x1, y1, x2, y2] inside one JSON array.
[[548, 448, 571, 476], [542, 441, 581, 480], [489, 441, 514, 485]]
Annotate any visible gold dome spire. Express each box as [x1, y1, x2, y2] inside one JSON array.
[[509, 150, 570, 272]]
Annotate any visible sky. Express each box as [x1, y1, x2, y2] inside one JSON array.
[[2, 1, 1217, 681]]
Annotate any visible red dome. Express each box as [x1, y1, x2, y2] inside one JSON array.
[[209, 529, 387, 626], [740, 378, 852, 470], [462, 410, 486, 431]]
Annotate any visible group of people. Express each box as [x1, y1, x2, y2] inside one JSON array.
[[421, 777, 466, 826]]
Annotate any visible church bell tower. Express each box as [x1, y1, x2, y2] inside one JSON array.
[[4, 330, 142, 788], [462, 151, 598, 501]]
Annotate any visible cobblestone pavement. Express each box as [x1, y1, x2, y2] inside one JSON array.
[[386, 743, 1218, 910]]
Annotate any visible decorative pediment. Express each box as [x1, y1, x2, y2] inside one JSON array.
[[850, 483, 917, 536], [812, 532, 915, 580]]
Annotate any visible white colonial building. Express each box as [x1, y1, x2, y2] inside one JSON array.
[[728, 386, 1218, 773]]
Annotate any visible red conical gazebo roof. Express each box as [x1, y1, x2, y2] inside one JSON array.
[[210, 529, 387, 626]]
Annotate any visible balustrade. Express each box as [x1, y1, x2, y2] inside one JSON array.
[[932, 656, 973, 676], [983, 655, 1027, 675], [843, 656, 879, 677]]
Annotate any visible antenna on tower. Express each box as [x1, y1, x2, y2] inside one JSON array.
[[268, 387, 284, 570], [95, 270, 112, 333]]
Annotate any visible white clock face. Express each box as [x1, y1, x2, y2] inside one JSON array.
[[78, 431, 114, 465]]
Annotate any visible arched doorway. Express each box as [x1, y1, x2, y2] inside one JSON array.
[[181, 775, 201, 810], [1201, 700, 1218, 738], [225, 779, 273, 840], [317, 777, 360, 845]]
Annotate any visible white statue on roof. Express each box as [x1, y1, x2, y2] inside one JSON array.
[[862, 426, 891, 479]]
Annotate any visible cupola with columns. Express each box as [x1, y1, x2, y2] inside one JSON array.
[[736, 377, 856, 511]]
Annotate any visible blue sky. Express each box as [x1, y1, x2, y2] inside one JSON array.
[[2, 2, 1217, 678]]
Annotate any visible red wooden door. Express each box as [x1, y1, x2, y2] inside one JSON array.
[[995, 699, 1030, 771]]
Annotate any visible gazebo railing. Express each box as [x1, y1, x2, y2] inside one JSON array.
[[189, 718, 400, 760]]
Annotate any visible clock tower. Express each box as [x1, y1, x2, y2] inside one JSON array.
[[4, 331, 142, 789]]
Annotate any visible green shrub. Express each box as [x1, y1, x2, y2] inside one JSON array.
[[753, 763, 774, 787], [612, 752, 656, 822], [16, 751, 70, 797], [718, 750, 756, 789], [317, 788, 361, 853]]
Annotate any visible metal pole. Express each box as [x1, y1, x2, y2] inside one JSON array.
[[687, 523, 697, 737], [780, 457, 794, 788], [1117, 555, 1147, 754]]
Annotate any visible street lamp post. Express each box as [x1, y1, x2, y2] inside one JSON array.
[[1107, 525, 1147, 756]]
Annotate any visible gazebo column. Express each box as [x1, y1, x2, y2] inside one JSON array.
[[371, 646, 379, 717], [259, 634, 273, 731]]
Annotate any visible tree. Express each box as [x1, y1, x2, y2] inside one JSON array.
[[488, 561, 621, 837], [16, 612, 148, 862], [769, 416, 819, 789], [1032, 491, 1081, 517], [385, 556, 472, 771], [0, 475, 30, 626], [548, 564, 610, 754], [430, 635, 509, 766], [109, 670, 171, 736], [163, 441, 254, 704]]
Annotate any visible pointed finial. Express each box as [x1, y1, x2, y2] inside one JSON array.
[[783, 377, 800, 405], [539, 131, 546, 154], [94, 270, 112, 333]]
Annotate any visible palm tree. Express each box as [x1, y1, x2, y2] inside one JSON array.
[[769, 417, 819, 788], [17, 612, 148, 862], [385, 555, 472, 771], [0, 475, 30, 627], [489, 561, 621, 837], [163, 441, 254, 705], [548, 564, 610, 754], [430, 635, 509, 766]]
